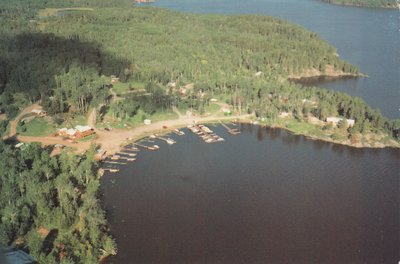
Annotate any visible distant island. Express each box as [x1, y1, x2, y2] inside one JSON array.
[[134, 0, 155, 3], [321, 0, 398, 8]]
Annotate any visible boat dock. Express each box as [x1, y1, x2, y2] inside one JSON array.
[[119, 151, 137, 157], [188, 124, 224, 143], [134, 143, 160, 150], [173, 129, 185, 136], [156, 136, 176, 145], [219, 121, 240, 135], [101, 168, 120, 173], [103, 161, 127, 165]]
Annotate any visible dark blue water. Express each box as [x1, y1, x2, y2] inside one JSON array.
[[102, 125, 400, 264], [102, 2, 400, 263], [151, 0, 400, 119]]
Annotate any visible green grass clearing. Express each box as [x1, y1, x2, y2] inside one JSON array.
[[18, 117, 56, 137], [38, 8, 94, 18], [284, 119, 328, 139], [204, 102, 221, 114]]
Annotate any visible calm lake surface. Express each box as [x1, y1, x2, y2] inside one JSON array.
[[102, 125, 400, 264], [102, 1, 400, 263], [151, 0, 400, 120]]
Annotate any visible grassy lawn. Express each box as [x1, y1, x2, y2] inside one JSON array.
[[204, 102, 221, 114], [100, 109, 178, 129], [18, 118, 56, 137], [112, 82, 130, 94], [150, 110, 178, 123], [112, 81, 146, 95], [38, 7, 94, 18], [284, 118, 328, 139]]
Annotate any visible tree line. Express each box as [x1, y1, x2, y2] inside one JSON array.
[[0, 142, 116, 263], [321, 0, 397, 8]]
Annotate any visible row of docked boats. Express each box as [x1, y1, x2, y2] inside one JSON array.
[[100, 145, 141, 173], [187, 124, 224, 143], [100, 129, 186, 174]]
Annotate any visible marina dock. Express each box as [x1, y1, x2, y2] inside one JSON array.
[[134, 143, 160, 150], [103, 161, 127, 165], [156, 136, 176, 145], [219, 121, 240, 135], [188, 124, 224, 143]]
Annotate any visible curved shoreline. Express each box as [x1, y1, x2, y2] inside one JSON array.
[[320, 0, 398, 9], [10, 112, 399, 161]]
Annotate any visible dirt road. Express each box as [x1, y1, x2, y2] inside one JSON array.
[[5, 104, 42, 139], [13, 103, 252, 156]]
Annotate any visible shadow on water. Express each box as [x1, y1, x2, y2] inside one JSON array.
[[281, 131, 301, 146], [331, 143, 346, 156], [266, 126, 281, 141]]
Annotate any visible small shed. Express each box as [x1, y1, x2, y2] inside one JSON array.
[[326, 117, 355, 127]]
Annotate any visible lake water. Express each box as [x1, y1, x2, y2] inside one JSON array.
[[102, 125, 400, 264], [102, 1, 400, 263], [150, 0, 400, 120]]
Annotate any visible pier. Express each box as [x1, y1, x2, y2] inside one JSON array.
[[100, 168, 120, 173], [188, 124, 224, 143], [173, 129, 185, 136], [119, 151, 137, 157], [156, 136, 176, 145], [103, 161, 127, 165], [219, 121, 240, 135], [134, 143, 160, 150]]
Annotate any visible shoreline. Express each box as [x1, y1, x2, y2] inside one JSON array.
[[10, 112, 399, 161], [287, 65, 365, 80], [320, 1, 398, 9], [98, 116, 399, 163]]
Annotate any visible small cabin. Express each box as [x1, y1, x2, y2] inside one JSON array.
[[58, 125, 95, 140], [326, 117, 355, 127], [75, 125, 95, 138]]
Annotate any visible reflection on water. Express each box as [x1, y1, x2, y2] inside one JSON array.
[[101, 125, 400, 264]]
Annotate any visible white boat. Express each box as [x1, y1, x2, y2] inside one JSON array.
[[166, 138, 176, 145]]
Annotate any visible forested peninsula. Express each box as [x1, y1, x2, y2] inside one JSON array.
[[321, 0, 397, 8], [1, 0, 400, 263]]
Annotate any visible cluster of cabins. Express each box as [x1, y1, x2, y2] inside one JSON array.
[[58, 125, 95, 140]]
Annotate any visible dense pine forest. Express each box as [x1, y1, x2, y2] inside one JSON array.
[[321, 0, 397, 8], [0, 142, 116, 263], [1, 0, 400, 263]]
